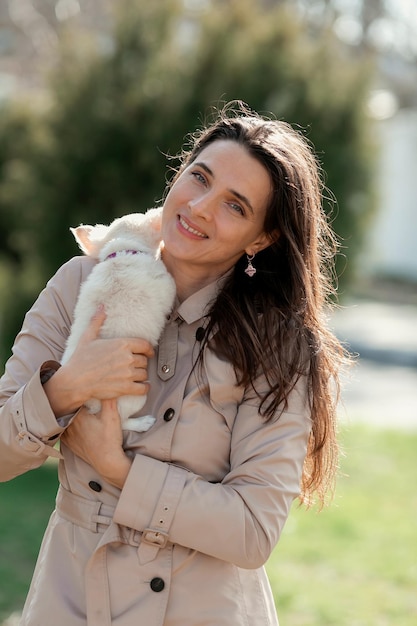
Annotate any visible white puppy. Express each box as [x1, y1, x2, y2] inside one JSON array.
[[62, 207, 176, 432]]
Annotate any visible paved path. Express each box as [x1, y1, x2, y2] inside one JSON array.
[[331, 299, 417, 431]]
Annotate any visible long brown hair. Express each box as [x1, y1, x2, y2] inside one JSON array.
[[170, 102, 349, 507]]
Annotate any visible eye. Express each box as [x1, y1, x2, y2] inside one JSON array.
[[191, 170, 207, 185], [228, 202, 244, 216]]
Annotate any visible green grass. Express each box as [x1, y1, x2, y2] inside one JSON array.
[[267, 425, 417, 625], [1, 425, 416, 625], [0, 461, 58, 623]]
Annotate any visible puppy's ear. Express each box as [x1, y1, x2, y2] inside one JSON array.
[[144, 207, 163, 232], [70, 224, 108, 258], [139, 207, 163, 249]]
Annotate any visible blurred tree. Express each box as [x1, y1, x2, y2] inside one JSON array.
[[0, 0, 375, 365], [0, 102, 52, 359]]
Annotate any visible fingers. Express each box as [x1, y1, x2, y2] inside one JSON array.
[[77, 306, 154, 357], [100, 398, 120, 420], [80, 304, 107, 344], [130, 338, 154, 358], [77, 303, 154, 358], [131, 353, 149, 370], [101, 398, 118, 411]]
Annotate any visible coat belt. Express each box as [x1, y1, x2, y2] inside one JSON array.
[[55, 486, 142, 545], [55, 486, 160, 626]]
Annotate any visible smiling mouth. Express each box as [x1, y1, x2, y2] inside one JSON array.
[[178, 215, 208, 238]]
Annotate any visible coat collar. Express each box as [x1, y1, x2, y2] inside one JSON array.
[[174, 271, 231, 325]]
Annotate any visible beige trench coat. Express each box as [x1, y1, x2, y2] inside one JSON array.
[[0, 256, 311, 626]]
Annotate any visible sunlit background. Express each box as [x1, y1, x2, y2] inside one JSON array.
[[1, 0, 415, 424], [0, 1, 416, 624]]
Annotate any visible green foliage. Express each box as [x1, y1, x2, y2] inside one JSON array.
[[0, 0, 375, 365]]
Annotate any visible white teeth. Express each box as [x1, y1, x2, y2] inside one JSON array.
[[179, 216, 207, 238]]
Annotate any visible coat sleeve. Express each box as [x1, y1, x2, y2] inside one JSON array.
[[0, 256, 93, 482], [113, 377, 311, 569]]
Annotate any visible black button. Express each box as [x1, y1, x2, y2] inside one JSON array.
[[150, 577, 165, 592], [163, 408, 175, 422], [88, 480, 102, 492], [195, 327, 206, 342]]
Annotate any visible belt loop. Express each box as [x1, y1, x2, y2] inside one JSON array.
[[91, 502, 113, 533], [127, 527, 141, 547], [56, 486, 114, 533]]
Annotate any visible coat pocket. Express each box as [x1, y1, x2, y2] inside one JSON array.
[[202, 348, 245, 431]]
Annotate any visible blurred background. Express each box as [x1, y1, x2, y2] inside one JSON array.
[[0, 1, 416, 624]]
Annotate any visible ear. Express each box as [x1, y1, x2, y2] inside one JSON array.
[[144, 207, 163, 232], [137, 207, 163, 249], [70, 224, 108, 258], [70, 226, 94, 255], [246, 229, 280, 256]]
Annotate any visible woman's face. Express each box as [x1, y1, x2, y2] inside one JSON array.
[[161, 140, 272, 288]]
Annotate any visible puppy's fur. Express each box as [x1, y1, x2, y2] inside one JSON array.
[[62, 207, 176, 432]]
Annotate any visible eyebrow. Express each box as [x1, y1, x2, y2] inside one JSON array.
[[194, 161, 255, 214]]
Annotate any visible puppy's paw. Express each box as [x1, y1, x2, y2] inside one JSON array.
[[85, 398, 101, 414], [122, 414, 156, 432]]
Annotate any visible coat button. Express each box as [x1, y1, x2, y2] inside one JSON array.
[[150, 577, 165, 592], [163, 408, 175, 422], [161, 364, 170, 374], [88, 480, 102, 492]]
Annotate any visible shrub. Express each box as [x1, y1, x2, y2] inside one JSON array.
[[0, 0, 375, 365]]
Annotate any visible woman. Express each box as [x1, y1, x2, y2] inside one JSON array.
[[0, 102, 346, 625]]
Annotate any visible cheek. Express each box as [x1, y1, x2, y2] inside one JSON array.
[[163, 185, 183, 216], [160, 216, 174, 243], [162, 190, 178, 222]]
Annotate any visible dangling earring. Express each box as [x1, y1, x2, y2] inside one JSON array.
[[244, 253, 256, 277]]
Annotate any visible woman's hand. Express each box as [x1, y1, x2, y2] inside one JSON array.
[[61, 399, 132, 489], [44, 305, 154, 417]]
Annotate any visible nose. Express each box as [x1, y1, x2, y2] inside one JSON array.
[[188, 191, 213, 219]]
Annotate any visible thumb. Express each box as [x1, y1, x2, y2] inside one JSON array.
[[82, 304, 107, 343], [101, 398, 120, 418]]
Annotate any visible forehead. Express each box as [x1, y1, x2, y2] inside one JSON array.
[[193, 139, 259, 169]]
